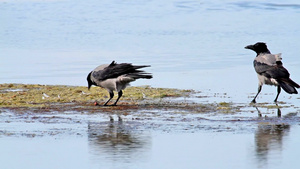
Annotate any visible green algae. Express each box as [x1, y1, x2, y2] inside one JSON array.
[[216, 102, 241, 114], [0, 83, 192, 108], [1, 84, 293, 116]]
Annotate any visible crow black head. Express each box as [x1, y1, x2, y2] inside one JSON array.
[[245, 42, 271, 55], [87, 72, 94, 90]]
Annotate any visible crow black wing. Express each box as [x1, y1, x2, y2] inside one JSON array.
[[266, 66, 290, 79], [92, 61, 150, 81], [254, 60, 290, 79]]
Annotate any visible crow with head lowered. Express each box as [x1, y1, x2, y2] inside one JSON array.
[[87, 61, 152, 106]]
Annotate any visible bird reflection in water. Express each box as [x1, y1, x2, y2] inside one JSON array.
[[88, 115, 150, 162], [254, 106, 292, 167], [255, 104, 282, 118]]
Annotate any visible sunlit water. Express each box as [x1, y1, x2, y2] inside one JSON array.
[[1, 0, 300, 168]]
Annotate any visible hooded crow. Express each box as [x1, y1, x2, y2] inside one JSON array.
[[87, 61, 152, 106], [245, 42, 299, 103]]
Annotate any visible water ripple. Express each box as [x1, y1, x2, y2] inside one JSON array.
[[232, 1, 300, 10]]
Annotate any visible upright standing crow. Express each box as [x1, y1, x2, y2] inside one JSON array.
[[87, 61, 152, 106], [245, 42, 299, 103]]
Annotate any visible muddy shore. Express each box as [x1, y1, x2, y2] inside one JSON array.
[[1, 83, 299, 115]]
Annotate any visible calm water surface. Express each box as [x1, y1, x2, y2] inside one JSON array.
[[1, 0, 300, 168], [0, 107, 300, 169]]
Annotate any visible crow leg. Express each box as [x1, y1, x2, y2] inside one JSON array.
[[104, 91, 114, 106], [274, 86, 281, 103], [254, 106, 262, 117], [276, 103, 282, 117], [252, 85, 262, 103], [113, 90, 123, 106]]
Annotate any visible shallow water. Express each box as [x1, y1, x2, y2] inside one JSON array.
[[1, 105, 300, 169], [1, 0, 300, 168]]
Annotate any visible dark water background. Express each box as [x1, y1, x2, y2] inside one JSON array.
[[1, 0, 300, 169]]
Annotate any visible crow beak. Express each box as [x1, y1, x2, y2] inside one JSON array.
[[88, 85, 91, 90], [245, 45, 254, 50]]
